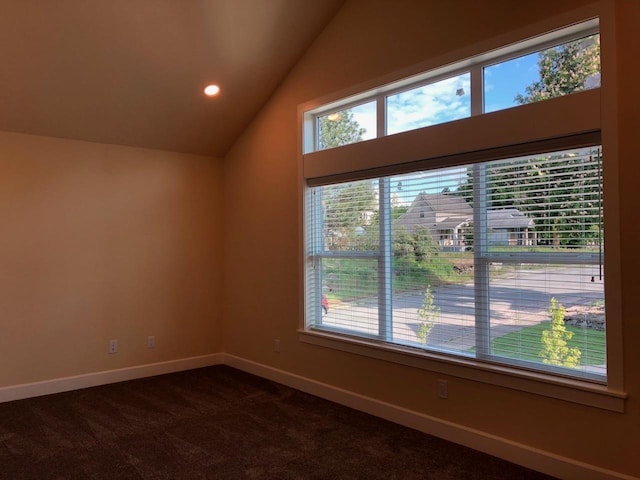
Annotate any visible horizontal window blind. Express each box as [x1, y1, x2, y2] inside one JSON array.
[[306, 146, 605, 380]]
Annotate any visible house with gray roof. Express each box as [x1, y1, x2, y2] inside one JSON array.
[[394, 193, 535, 250], [486, 208, 536, 246]]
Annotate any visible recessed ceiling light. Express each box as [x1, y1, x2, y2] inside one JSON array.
[[204, 84, 220, 97]]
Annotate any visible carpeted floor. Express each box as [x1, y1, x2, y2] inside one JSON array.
[[0, 365, 557, 479]]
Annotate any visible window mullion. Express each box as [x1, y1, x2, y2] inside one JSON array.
[[312, 188, 325, 325], [471, 65, 484, 116], [378, 177, 393, 340], [473, 163, 491, 357], [377, 94, 386, 137]]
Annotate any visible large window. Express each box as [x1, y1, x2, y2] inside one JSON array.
[[301, 15, 621, 406], [306, 147, 605, 381]]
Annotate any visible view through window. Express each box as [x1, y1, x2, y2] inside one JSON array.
[[308, 147, 604, 379], [305, 19, 606, 382]]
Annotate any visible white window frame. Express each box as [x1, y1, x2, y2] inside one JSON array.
[[303, 19, 599, 155], [298, 4, 625, 412]]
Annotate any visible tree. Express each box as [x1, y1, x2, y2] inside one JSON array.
[[319, 110, 376, 250], [417, 285, 439, 343], [511, 36, 602, 246], [324, 181, 377, 250], [515, 35, 600, 104], [451, 35, 603, 247], [453, 150, 602, 247], [539, 298, 581, 367], [392, 226, 439, 263], [318, 110, 366, 150]]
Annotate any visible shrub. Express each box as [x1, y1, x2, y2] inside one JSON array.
[[417, 285, 440, 343], [539, 297, 582, 367]]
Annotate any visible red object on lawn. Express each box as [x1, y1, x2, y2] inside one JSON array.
[[321, 294, 329, 315]]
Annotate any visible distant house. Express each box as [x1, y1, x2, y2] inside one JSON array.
[[394, 193, 535, 250], [486, 208, 536, 246], [394, 193, 471, 250]]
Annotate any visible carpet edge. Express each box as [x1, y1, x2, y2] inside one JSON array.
[[0, 353, 224, 403], [223, 353, 637, 480]]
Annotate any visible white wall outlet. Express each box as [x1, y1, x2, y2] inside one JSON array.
[[274, 339, 280, 353], [109, 339, 118, 354], [438, 379, 448, 399], [147, 336, 156, 349]]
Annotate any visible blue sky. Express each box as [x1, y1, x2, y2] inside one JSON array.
[[345, 53, 541, 201], [484, 51, 540, 113], [350, 51, 540, 138]]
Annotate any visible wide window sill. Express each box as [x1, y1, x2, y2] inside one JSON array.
[[298, 329, 626, 412]]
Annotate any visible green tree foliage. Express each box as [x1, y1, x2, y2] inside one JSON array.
[[391, 205, 408, 220], [318, 110, 366, 150], [515, 35, 600, 104], [392, 226, 444, 285], [417, 285, 439, 343], [539, 298, 581, 367], [454, 152, 601, 247], [510, 36, 601, 246], [319, 110, 376, 250], [324, 181, 377, 250], [367, 197, 408, 225], [393, 226, 439, 263], [453, 36, 602, 247]]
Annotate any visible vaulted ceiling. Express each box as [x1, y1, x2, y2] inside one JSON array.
[[0, 0, 344, 156]]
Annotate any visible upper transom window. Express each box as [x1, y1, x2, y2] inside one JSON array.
[[305, 18, 599, 153]]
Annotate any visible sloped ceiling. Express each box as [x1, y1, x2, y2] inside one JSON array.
[[0, 0, 344, 156]]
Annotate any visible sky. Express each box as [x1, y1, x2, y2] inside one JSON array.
[[349, 51, 540, 138], [341, 52, 542, 202], [319, 40, 601, 203]]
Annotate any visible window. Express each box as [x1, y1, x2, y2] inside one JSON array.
[[303, 19, 600, 154], [484, 33, 600, 113], [307, 146, 604, 381], [301, 15, 622, 408]]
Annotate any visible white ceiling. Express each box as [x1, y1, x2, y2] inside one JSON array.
[[0, 0, 344, 156]]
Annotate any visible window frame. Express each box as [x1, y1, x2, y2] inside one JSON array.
[[304, 18, 600, 154], [297, 4, 625, 412], [308, 145, 606, 381]]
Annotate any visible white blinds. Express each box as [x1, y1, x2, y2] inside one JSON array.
[[306, 146, 605, 380]]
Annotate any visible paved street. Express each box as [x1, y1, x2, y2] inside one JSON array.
[[322, 265, 604, 353]]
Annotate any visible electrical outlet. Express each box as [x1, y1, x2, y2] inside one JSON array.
[[438, 379, 448, 399], [109, 339, 118, 354], [274, 339, 280, 353], [147, 336, 156, 349]]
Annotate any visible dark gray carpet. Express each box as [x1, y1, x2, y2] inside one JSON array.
[[0, 365, 557, 479]]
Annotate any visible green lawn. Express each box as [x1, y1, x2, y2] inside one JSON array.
[[323, 254, 473, 303], [491, 322, 606, 366]]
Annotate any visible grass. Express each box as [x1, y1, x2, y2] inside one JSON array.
[[322, 257, 378, 301], [491, 322, 606, 366], [323, 254, 474, 302]]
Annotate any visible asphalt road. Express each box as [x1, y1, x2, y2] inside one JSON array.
[[321, 264, 604, 352]]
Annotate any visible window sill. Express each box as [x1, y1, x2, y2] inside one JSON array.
[[298, 329, 626, 412]]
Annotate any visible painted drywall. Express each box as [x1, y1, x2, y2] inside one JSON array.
[[0, 131, 223, 386], [222, 0, 638, 477]]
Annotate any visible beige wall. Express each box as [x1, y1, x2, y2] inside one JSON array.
[[223, 0, 639, 477], [0, 0, 636, 476], [0, 131, 223, 385]]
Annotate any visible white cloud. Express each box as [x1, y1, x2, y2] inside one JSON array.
[[351, 102, 377, 140], [386, 74, 471, 134]]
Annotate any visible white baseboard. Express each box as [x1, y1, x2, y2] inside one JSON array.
[[1, 352, 634, 480], [224, 354, 638, 480], [0, 353, 224, 403]]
